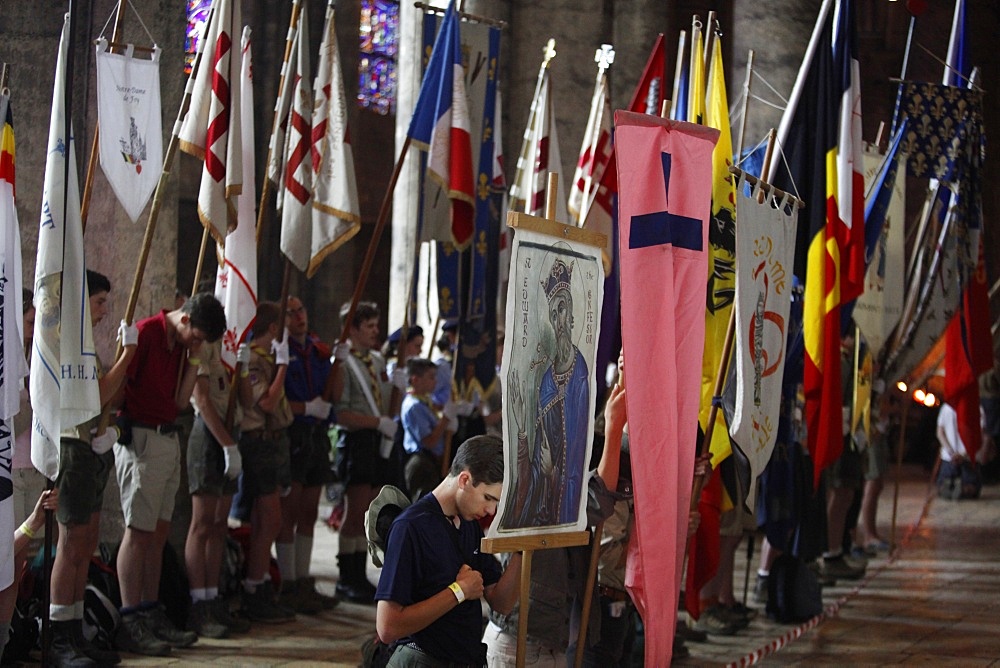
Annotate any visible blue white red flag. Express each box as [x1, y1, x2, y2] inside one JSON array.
[[407, 0, 475, 248], [616, 110, 717, 665]]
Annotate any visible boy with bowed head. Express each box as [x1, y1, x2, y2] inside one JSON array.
[[376, 435, 522, 666]]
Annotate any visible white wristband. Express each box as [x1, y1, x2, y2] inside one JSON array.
[[448, 581, 465, 603]]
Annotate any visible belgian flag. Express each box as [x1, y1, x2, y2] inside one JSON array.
[[771, 0, 864, 485]]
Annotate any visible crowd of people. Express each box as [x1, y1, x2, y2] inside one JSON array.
[[2, 275, 997, 667]]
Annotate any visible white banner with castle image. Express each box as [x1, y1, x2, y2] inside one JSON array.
[[492, 226, 603, 537], [96, 39, 163, 222]]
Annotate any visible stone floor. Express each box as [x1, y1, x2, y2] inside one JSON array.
[[23, 462, 1000, 666]]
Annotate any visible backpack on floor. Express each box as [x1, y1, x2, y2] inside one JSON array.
[[766, 554, 823, 623], [84, 547, 123, 650]]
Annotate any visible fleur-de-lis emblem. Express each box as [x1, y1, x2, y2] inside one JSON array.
[[439, 287, 454, 315]]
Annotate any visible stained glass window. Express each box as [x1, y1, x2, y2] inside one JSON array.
[[359, 0, 399, 115], [185, 0, 213, 75]]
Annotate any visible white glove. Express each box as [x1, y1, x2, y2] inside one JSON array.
[[447, 417, 459, 433], [223, 445, 243, 480], [332, 342, 351, 363], [377, 416, 398, 439], [304, 397, 333, 420], [391, 368, 408, 391], [455, 401, 475, 417], [236, 343, 251, 366], [272, 335, 290, 366], [90, 426, 119, 455], [118, 320, 138, 347], [443, 401, 459, 421]]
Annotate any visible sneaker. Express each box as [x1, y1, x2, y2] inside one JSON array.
[[115, 613, 171, 657], [241, 582, 295, 624], [211, 597, 251, 634], [187, 600, 228, 639], [299, 577, 340, 611], [753, 575, 769, 604], [141, 604, 198, 648], [690, 606, 739, 636], [820, 555, 865, 581], [714, 604, 751, 630], [807, 560, 838, 586], [281, 579, 322, 615], [727, 602, 758, 623]]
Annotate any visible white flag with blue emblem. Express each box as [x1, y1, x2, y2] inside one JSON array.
[[30, 13, 102, 481]]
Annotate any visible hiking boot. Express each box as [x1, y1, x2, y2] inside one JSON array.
[[281, 579, 322, 615], [298, 577, 339, 611], [210, 597, 251, 634], [186, 600, 228, 639], [241, 581, 295, 624], [140, 604, 198, 648], [753, 575, 769, 604], [115, 613, 171, 657], [71, 618, 121, 665], [820, 555, 865, 581], [690, 606, 739, 636], [49, 620, 97, 667], [807, 560, 838, 586], [676, 621, 707, 643]]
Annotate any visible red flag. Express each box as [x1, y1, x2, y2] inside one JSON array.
[[616, 110, 717, 665], [944, 241, 992, 462]]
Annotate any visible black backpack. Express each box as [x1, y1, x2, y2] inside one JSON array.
[[766, 554, 823, 623]]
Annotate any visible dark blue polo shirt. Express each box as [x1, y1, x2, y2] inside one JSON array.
[[284, 334, 333, 424], [376, 493, 502, 664]]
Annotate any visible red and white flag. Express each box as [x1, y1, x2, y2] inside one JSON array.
[[215, 27, 257, 372], [278, 7, 316, 273], [569, 63, 613, 273], [615, 111, 717, 665], [510, 63, 566, 223], [306, 0, 361, 277], [178, 0, 242, 243]]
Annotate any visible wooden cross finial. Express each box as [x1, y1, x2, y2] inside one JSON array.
[[542, 38, 556, 66], [595, 44, 615, 75]]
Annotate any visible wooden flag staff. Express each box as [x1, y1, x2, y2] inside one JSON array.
[[254, 0, 302, 264], [94, 0, 219, 435], [686, 130, 806, 514], [481, 173, 603, 668]]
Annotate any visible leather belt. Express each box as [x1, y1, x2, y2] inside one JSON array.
[[243, 428, 283, 441], [598, 584, 629, 602], [132, 422, 181, 435]]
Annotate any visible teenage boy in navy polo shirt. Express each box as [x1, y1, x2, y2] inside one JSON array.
[[113, 292, 226, 656], [277, 295, 344, 612], [376, 435, 521, 666]]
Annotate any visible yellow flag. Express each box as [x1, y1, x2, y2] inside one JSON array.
[[699, 34, 737, 467]]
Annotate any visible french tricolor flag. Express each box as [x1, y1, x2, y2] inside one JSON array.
[[407, 0, 475, 248]]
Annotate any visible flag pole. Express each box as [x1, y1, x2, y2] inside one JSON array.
[[510, 39, 557, 214], [669, 31, 687, 120], [255, 0, 303, 258], [578, 45, 614, 226], [80, 0, 128, 233], [735, 50, 754, 159], [94, 0, 219, 435], [337, 136, 413, 345], [688, 130, 777, 513]]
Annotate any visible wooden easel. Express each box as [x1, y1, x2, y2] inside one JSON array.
[[480, 174, 606, 668]]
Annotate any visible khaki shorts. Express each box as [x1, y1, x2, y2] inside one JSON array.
[[187, 416, 238, 496], [720, 502, 757, 537], [114, 427, 181, 532], [12, 466, 48, 541], [57, 438, 115, 525]]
